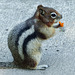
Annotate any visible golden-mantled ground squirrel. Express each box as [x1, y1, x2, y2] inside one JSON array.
[[7, 5, 62, 70]]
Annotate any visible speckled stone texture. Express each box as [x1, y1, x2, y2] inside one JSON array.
[[0, 0, 75, 75]]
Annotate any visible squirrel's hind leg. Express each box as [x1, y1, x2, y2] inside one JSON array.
[[26, 52, 49, 70]]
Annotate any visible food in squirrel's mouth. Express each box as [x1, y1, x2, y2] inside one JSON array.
[[59, 21, 64, 27]]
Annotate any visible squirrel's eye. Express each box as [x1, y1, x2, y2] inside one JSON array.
[[51, 12, 57, 19]]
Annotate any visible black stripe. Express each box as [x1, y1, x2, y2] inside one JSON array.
[[15, 26, 31, 46], [35, 31, 47, 39], [23, 32, 37, 56]]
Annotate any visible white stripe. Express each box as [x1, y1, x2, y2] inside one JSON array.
[[18, 25, 35, 60]]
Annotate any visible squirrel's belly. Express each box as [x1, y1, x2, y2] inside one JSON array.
[[26, 38, 42, 56], [26, 38, 42, 63]]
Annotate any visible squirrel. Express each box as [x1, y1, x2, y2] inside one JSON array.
[[4, 5, 62, 70]]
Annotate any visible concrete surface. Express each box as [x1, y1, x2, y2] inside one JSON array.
[[0, 0, 75, 75]]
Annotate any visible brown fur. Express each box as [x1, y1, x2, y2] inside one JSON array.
[[14, 56, 37, 69]]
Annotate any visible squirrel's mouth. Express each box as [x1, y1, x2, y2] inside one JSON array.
[[52, 19, 60, 27], [45, 19, 61, 27], [54, 19, 60, 23], [46, 20, 59, 27]]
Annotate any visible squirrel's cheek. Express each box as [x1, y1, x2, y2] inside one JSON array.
[[46, 20, 55, 27], [46, 22, 52, 27]]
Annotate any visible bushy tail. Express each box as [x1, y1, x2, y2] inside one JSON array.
[[0, 62, 18, 69]]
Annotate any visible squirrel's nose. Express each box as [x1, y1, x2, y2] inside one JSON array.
[[60, 15, 62, 18], [57, 15, 62, 19]]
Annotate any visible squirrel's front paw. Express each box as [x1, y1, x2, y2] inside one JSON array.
[[36, 65, 49, 70]]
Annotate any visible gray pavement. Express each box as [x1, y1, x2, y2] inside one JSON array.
[[0, 0, 75, 75]]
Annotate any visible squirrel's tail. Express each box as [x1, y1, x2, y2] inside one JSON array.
[[0, 62, 18, 69]]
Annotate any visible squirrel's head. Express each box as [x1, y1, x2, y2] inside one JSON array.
[[34, 5, 62, 27]]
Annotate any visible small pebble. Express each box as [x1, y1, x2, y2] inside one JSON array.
[[6, 29, 8, 31], [45, 49, 47, 50], [56, 50, 59, 52]]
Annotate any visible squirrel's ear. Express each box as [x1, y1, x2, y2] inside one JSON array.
[[37, 5, 43, 9], [35, 5, 44, 17], [37, 5, 45, 16]]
